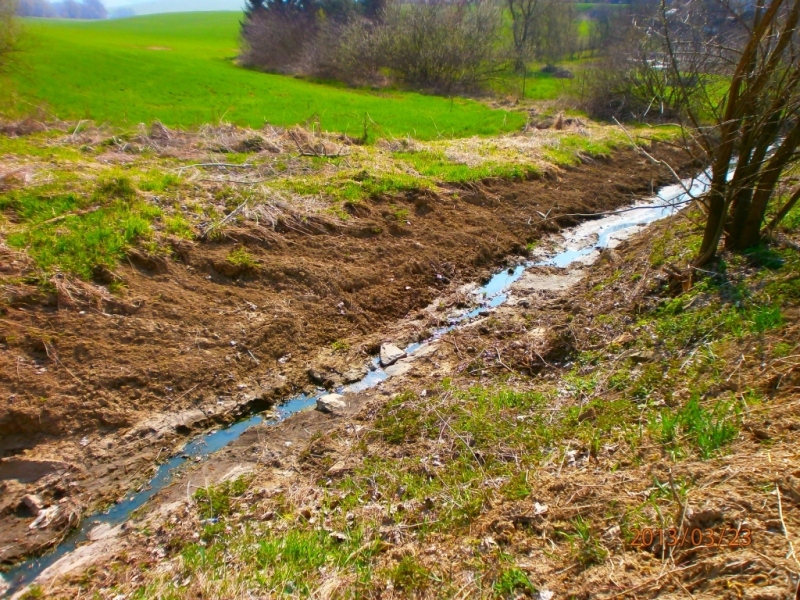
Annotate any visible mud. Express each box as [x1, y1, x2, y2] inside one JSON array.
[[62, 210, 799, 600], [0, 145, 689, 567]]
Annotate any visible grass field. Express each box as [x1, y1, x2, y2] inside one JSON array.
[[3, 13, 528, 140]]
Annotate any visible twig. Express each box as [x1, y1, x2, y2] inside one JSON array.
[[534, 200, 695, 225], [71, 119, 87, 140], [613, 117, 699, 198], [44, 342, 84, 386], [246, 349, 260, 365], [176, 163, 255, 171], [200, 199, 248, 240], [776, 483, 800, 568], [494, 347, 516, 372], [604, 564, 695, 598], [173, 384, 199, 404]]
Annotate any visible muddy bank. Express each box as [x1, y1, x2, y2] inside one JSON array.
[[18, 193, 800, 599], [0, 145, 689, 567]]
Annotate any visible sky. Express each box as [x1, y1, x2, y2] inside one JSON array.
[[104, 0, 242, 13]]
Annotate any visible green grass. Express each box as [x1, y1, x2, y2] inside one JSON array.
[[226, 246, 258, 269], [4, 13, 525, 140], [1, 176, 162, 278], [396, 149, 540, 181]]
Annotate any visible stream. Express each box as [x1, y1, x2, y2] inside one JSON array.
[[2, 171, 711, 596]]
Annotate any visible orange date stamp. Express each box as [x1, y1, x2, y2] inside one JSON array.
[[631, 526, 752, 548]]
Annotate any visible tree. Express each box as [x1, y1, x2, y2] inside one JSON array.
[[0, 0, 18, 73], [17, 0, 107, 18], [506, 0, 578, 71], [588, 0, 800, 265], [506, 0, 550, 71], [538, 0, 577, 67], [80, 0, 107, 19], [16, 0, 53, 16], [375, 0, 503, 93]]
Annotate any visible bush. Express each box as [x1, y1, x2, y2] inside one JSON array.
[[241, 9, 315, 75], [241, 0, 503, 94], [372, 0, 503, 93]]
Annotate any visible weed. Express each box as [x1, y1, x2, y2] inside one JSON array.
[[563, 516, 607, 568], [226, 247, 258, 269], [18, 586, 44, 600], [193, 476, 250, 519], [389, 204, 410, 222], [773, 341, 796, 358], [652, 409, 680, 445], [650, 395, 740, 459], [139, 172, 180, 192], [389, 555, 431, 591], [331, 340, 350, 353], [4, 189, 161, 279], [94, 176, 137, 202], [748, 305, 783, 333], [493, 567, 536, 597], [374, 394, 426, 444], [163, 214, 194, 239]]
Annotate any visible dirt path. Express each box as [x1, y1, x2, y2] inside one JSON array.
[[0, 145, 689, 568]]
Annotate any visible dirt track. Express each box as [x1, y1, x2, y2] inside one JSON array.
[[0, 145, 688, 566]]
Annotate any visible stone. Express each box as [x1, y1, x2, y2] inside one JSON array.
[[87, 523, 122, 542], [327, 460, 352, 476], [342, 366, 368, 384], [630, 350, 657, 363], [611, 332, 635, 346], [21, 494, 44, 516], [380, 343, 406, 367], [316, 394, 347, 414], [385, 360, 413, 378]]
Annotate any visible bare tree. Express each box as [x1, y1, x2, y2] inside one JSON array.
[[506, 0, 550, 71], [506, 0, 578, 71], [538, 0, 577, 67], [0, 0, 18, 73], [378, 0, 503, 93], [589, 0, 800, 265]]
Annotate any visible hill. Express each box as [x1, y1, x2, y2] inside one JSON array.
[[4, 13, 525, 139]]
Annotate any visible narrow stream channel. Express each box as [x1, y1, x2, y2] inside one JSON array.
[[2, 171, 711, 596]]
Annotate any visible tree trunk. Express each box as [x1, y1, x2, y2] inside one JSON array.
[[765, 185, 800, 233], [735, 121, 800, 248], [695, 188, 727, 266]]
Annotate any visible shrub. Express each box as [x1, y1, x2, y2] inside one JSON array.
[[241, 0, 503, 94], [372, 0, 503, 93]]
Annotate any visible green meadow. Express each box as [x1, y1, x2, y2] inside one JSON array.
[[4, 13, 528, 139]]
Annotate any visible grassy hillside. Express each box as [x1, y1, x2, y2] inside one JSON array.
[[4, 13, 526, 139]]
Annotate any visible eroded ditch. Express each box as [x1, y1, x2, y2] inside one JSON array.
[[2, 170, 711, 597]]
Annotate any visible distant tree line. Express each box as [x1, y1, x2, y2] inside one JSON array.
[[240, 0, 597, 94], [1, 0, 18, 73], [17, 0, 107, 19]]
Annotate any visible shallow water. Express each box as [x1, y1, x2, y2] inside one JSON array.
[[2, 170, 710, 596]]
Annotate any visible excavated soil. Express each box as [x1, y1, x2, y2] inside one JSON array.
[[23, 204, 800, 600], [0, 145, 689, 567]]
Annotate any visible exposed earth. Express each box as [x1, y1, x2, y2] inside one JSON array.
[[0, 131, 691, 571], [8, 193, 800, 599]]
